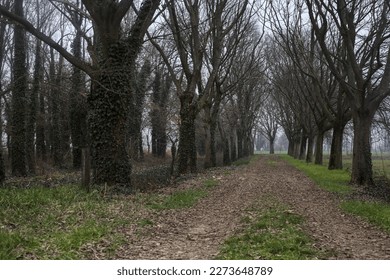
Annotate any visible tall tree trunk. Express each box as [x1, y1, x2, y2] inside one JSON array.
[[269, 137, 275, 154], [230, 134, 237, 162], [36, 82, 46, 161], [176, 92, 197, 174], [350, 111, 374, 185], [293, 136, 300, 159], [0, 4, 9, 182], [50, 48, 63, 167], [89, 44, 133, 186], [306, 135, 314, 163], [237, 128, 243, 159], [299, 135, 307, 160], [70, 22, 87, 169], [328, 122, 345, 170], [204, 106, 218, 168], [314, 132, 324, 165], [11, 0, 27, 176], [26, 40, 41, 174], [287, 136, 294, 157]]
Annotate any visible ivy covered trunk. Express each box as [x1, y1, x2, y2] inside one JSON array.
[[89, 43, 132, 186], [176, 92, 197, 174], [11, 0, 27, 177], [350, 110, 374, 186]]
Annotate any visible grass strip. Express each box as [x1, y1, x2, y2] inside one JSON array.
[[279, 155, 351, 194], [280, 154, 390, 234], [217, 197, 329, 260]]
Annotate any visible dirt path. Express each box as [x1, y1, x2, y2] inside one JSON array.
[[117, 155, 390, 259]]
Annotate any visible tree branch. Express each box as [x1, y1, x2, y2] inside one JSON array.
[[0, 4, 95, 76]]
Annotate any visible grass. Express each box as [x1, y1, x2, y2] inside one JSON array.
[[148, 178, 218, 210], [0, 185, 136, 259], [148, 188, 208, 210], [280, 154, 390, 234], [341, 201, 390, 232], [232, 154, 260, 166], [280, 155, 352, 194], [217, 197, 329, 260]]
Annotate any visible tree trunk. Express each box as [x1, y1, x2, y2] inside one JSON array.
[[299, 135, 307, 160], [230, 134, 237, 162], [328, 122, 345, 170], [287, 137, 294, 157], [204, 107, 218, 168], [269, 137, 275, 154], [11, 0, 27, 177], [314, 132, 324, 165], [50, 49, 63, 167], [237, 128, 243, 159], [88, 44, 132, 186], [350, 111, 374, 186], [36, 82, 46, 161], [70, 24, 87, 169], [176, 92, 197, 174], [26, 40, 41, 174], [293, 137, 300, 159], [306, 135, 314, 163]]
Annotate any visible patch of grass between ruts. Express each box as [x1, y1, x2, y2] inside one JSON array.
[[148, 178, 218, 210], [217, 198, 330, 260]]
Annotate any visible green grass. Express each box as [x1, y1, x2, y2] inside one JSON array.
[[147, 177, 218, 210], [0, 185, 136, 259], [203, 178, 218, 188], [217, 198, 329, 260], [341, 201, 390, 232], [232, 154, 260, 166], [280, 155, 352, 194], [280, 154, 390, 234]]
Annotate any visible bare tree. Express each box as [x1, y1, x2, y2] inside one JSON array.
[[0, 0, 160, 187], [305, 0, 390, 185]]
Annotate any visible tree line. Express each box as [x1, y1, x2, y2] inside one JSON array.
[[0, 0, 389, 189]]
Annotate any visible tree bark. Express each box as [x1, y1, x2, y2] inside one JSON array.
[[11, 0, 27, 177], [299, 135, 307, 160], [306, 135, 314, 163], [350, 111, 374, 186], [89, 43, 133, 186], [176, 92, 197, 174], [269, 137, 275, 154], [314, 132, 324, 165], [70, 16, 87, 169], [328, 122, 345, 170]]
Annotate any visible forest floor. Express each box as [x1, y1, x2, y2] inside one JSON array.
[[115, 155, 390, 259]]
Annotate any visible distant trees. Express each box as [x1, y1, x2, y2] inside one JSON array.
[[0, 0, 388, 190]]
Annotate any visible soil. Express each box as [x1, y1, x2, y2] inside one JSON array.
[[116, 155, 390, 259]]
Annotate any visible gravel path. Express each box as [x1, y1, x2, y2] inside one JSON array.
[[117, 155, 390, 259]]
